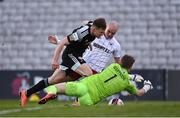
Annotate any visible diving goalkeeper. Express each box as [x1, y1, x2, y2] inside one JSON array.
[[39, 54, 153, 105]]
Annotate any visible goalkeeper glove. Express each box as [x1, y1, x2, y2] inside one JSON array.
[[129, 74, 144, 82], [143, 80, 153, 93]]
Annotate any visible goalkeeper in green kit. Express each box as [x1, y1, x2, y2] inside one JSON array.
[[38, 54, 153, 105]]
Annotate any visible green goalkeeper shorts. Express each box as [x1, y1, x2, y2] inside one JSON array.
[[65, 82, 94, 105]]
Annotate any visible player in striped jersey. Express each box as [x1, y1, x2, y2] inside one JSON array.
[[20, 18, 107, 107]]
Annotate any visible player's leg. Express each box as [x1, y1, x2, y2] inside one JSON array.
[[38, 82, 90, 105], [20, 68, 67, 107], [38, 84, 61, 104], [40, 71, 82, 105], [48, 35, 94, 77], [75, 63, 93, 76], [37, 53, 92, 105], [65, 82, 94, 106], [37, 55, 87, 105], [27, 68, 66, 97], [78, 93, 94, 106], [63, 52, 93, 77]]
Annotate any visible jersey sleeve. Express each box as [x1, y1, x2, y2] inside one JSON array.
[[67, 25, 89, 43], [124, 83, 137, 95]]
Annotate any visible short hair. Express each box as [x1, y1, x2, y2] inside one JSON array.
[[93, 18, 106, 30], [121, 54, 135, 69]]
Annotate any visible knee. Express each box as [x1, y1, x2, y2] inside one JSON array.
[[47, 76, 62, 85], [83, 70, 93, 76], [76, 65, 93, 76], [48, 70, 66, 85], [78, 70, 93, 77], [47, 77, 55, 85]]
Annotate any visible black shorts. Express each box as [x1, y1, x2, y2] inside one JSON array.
[[60, 53, 86, 75]]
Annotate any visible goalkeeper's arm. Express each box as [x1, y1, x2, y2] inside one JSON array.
[[136, 80, 153, 96]]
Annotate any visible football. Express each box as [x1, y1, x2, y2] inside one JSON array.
[[108, 98, 124, 106]]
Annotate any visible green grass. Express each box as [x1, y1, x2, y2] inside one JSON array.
[[0, 99, 180, 117]]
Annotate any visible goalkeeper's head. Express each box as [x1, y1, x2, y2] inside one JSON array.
[[120, 54, 135, 71]]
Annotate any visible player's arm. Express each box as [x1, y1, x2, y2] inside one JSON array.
[[129, 74, 144, 82], [50, 28, 83, 70], [113, 40, 122, 63], [127, 80, 153, 96], [136, 80, 153, 96], [48, 21, 92, 45], [51, 37, 69, 70]]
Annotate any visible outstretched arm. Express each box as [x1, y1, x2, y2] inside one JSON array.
[[51, 37, 69, 70], [136, 80, 153, 96]]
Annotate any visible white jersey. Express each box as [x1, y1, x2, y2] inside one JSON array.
[[83, 35, 122, 72]]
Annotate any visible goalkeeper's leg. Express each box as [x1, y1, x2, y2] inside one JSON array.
[[39, 82, 89, 105], [65, 82, 93, 105], [38, 85, 58, 104]]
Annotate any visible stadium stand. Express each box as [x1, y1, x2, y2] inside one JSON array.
[[0, 0, 180, 70]]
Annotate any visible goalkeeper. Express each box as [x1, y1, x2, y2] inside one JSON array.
[[38, 54, 153, 105]]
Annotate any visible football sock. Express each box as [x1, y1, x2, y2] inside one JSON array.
[[44, 85, 57, 94], [26, 79, 49, 97]]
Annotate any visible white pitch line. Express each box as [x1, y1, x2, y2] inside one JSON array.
[[0, 109, 21, 115], [0, 106, 42, 115]]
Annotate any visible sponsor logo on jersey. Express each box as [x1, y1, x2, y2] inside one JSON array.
[[93, 43, 111, 53]]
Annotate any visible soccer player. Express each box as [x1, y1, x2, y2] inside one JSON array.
[[38, 54, 153, 106], [19, 18, 107, 107]]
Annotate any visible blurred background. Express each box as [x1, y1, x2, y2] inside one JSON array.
[[0, 0, 180, 101]]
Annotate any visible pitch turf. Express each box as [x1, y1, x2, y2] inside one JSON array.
[[0, 99, 180, 117]]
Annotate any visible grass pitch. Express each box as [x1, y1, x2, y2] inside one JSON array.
[[0, 99, 180, 117]]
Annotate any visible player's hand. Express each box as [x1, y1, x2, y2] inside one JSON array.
[[130, 74, 144, 82], [48, 35, 58, 44], [143, 80, 153, 93], [144, 80, 153, 90], [51, 59, 59, 70]]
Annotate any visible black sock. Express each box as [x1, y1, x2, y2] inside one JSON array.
[[26, 79, 49, 97]]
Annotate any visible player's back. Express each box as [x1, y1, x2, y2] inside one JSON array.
[[80, 63, 131, 104]]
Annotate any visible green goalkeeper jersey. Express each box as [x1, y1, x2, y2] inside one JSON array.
[[80, 63, 137, 104]]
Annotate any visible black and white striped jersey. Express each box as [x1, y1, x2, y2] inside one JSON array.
[[64, 22, 95, 57]]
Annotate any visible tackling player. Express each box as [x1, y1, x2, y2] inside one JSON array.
[[38, 55, 153, 106], [20, 18, 107, 107]]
